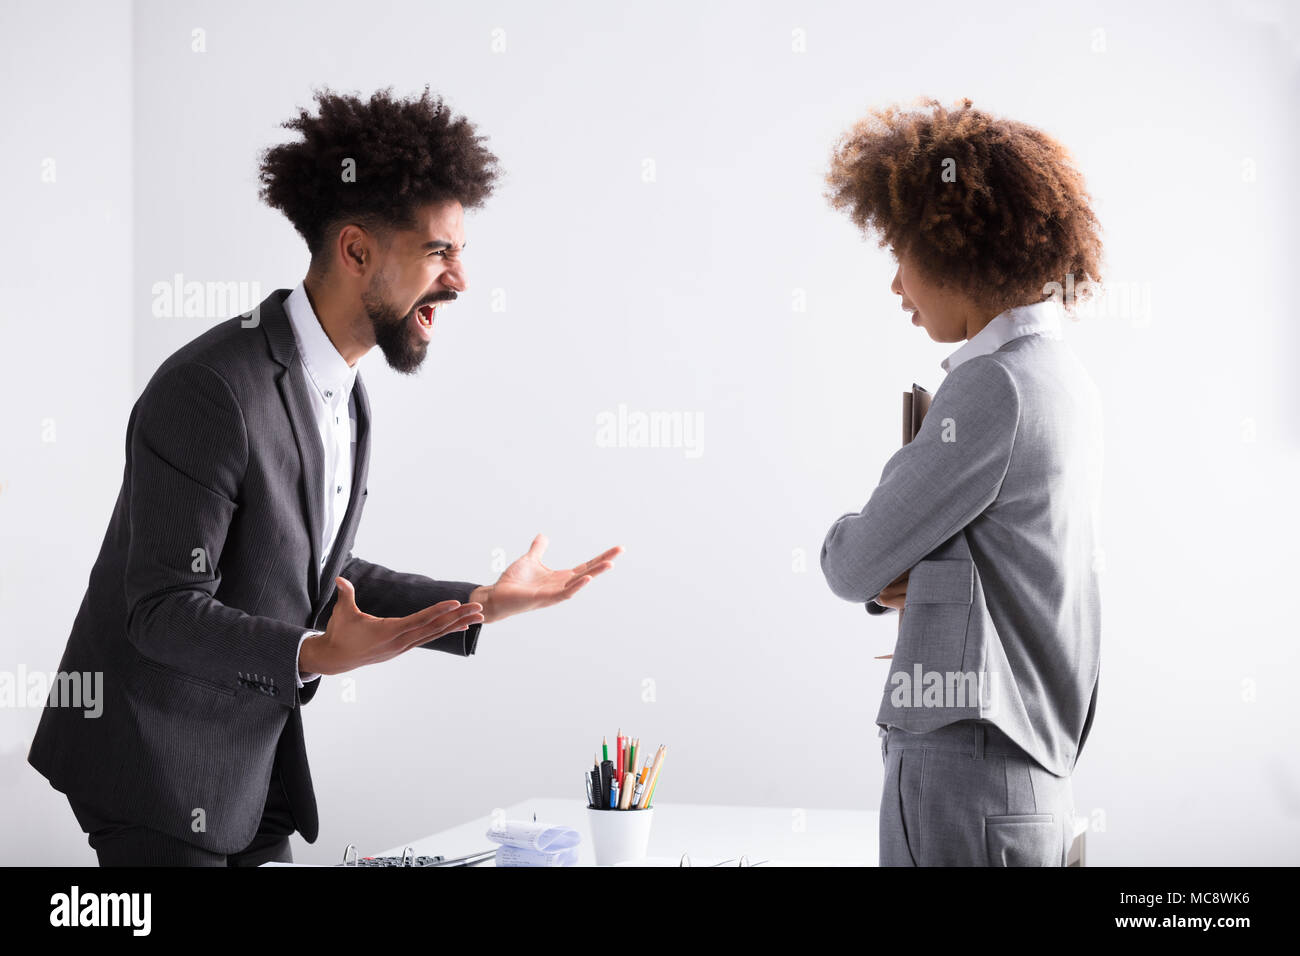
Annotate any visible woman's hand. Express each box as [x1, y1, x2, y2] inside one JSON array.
[[877, 569, 910, 611]]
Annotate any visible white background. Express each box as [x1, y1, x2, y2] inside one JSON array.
[[2, 0, 1297, 865]]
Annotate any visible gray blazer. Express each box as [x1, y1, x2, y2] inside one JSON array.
[[28, 288, 483, 853], [821, 334, 1103, 777]]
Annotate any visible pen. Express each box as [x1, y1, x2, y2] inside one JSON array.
[[609, 775, 619, 809], [631, 765, 648, 807], [600, 758, 614, 809], [427, 848, 498, 867]]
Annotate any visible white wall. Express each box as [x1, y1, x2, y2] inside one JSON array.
[[3, 0, 1297, 865], [0, 0, 136, 863]]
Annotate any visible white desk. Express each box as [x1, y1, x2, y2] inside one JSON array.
[[378, 797, 1090, 866]]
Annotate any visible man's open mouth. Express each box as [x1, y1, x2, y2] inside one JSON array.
[[416, 305, 435, 327]]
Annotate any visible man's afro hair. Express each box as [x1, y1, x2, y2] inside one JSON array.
[[257, 85, 501, 259]]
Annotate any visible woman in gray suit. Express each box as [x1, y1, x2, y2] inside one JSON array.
[[820, 97, 1106, 866]]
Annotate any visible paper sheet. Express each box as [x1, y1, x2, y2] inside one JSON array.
[[485, 819, 581, 852], [496, 844, 580, 867]]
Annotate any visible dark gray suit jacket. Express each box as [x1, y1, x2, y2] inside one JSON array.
[[28, 288, 483, 853]]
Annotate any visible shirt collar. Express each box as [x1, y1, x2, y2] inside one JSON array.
[[283, 281, 357, 406], [941, 298, 1065, 373]]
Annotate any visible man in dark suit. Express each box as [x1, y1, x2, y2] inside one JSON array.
[[27, 86, 622, 866]]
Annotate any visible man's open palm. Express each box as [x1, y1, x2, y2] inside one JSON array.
[[483, 534, 623, 622]]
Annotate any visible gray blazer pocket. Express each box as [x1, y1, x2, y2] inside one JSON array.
[[985, 813, 1059, 866], [899, 558, 974, 665], [908, 559, 973, 605]]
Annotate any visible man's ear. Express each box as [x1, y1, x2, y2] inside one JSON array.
[[335, 224, 373, 277], [345, 236, 367, 270]]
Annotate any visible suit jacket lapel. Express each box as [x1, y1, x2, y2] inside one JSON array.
[[259, 287, 373, 607], [320, 371, 371, 590], [261, 289, 327, 601], [280, 361, 327, 600]]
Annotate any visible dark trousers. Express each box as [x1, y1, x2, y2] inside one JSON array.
[[67, 760, 298, 867], [878, 719, 1075, 866]]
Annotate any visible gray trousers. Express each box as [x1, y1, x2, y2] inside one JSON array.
[[879, 719, 1074, 866]]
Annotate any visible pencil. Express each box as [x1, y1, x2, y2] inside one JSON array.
[[645, 746, 668, 807], [636, 745, 666, 808]]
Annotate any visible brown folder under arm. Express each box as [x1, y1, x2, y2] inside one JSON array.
[[872, 383, 933, 657]]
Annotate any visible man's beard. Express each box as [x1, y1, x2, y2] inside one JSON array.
[[360, 274, 454, 375]]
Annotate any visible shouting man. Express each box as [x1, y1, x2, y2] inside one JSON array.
[[28, 87, 622, 866]]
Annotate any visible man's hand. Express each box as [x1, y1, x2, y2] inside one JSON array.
[[876, 569, 910, 611], [300, 577, 484, 676], [469, 534, 623, 624]]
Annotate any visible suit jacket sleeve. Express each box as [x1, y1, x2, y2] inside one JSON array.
[[323, 554, 484, 657], [820, 356, 1021, 605], [123, 361, 313, 703]]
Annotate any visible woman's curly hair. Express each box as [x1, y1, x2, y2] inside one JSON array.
[[825, 97, 1102, 311], [258, 85, 501, 261]]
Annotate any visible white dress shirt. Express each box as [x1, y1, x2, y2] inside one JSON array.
[[284, 282, 359, 687], [940, 297, 1065, 373]]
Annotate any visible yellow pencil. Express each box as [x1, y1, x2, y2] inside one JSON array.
[[633, 747, 660, 808], [636, 745, 666, 808], [644, 746, 668, 807]]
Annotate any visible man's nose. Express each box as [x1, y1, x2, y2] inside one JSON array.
[[443, 258, 468, 294]]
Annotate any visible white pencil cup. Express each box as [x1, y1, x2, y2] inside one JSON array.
[[586, 806, 654, 866]]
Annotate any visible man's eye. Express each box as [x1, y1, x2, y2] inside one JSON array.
[[428, 250, 446, 257]]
